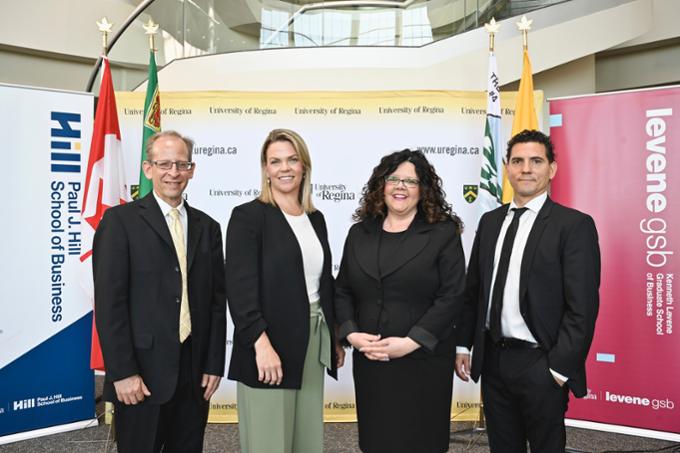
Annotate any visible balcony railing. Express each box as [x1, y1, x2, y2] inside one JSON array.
[[88, 0, 570, 92]]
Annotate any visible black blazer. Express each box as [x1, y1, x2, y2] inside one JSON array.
[[335, 216, 466, 356], [458, 196, 600, 397], [93, 193, 227, 404], [225, 199, 338, 389]]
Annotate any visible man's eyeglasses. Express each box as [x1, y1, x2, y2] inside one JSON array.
[[384, 175, 419, 188], [149, 160, 194, 171]]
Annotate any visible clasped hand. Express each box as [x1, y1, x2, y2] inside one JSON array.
[[347, 333, 420, 361]]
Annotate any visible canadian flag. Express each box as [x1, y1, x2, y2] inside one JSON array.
[[80, 57, 131, 370]]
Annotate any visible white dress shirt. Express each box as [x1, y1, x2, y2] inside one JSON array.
[[153, 191, 188, 246], [486, 192, 546, 342]]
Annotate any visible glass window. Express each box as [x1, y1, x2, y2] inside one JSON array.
[[261, 8, 291, 48], [402, 6, 433, 46], [358, 10, 397, 46]]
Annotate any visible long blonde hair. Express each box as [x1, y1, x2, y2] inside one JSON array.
[[258, 129, 316, 213]]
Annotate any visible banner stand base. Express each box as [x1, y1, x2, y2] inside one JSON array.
[[0, 418, 99, 446], [566, 419, 680, 442]]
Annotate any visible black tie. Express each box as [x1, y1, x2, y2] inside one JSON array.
[[489, 207, 528, 343]]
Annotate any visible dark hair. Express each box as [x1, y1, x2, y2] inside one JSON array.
[[353, 149, 462, 231], [506, 129, 555, 163]]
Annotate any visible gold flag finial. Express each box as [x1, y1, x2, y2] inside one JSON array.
[[484, 17, 501, 52], [96, 17, 114, 54], [143, 19, 159, 51], [516, 15, 533, 50]]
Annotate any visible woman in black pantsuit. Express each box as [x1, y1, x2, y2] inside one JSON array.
[[335, 149, 465, 453]]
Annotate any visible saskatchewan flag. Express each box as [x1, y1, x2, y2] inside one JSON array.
[[479, 51, 503, 213], [136, 49, 161, 199], [503, 48, 538, 203]]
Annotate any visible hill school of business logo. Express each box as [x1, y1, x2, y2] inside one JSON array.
[[51, 112, 82, 173], [13, 398, 36, 411], [463, 184, 478, 203]]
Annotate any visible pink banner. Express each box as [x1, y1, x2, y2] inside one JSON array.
[[550, 87, 680, 434]]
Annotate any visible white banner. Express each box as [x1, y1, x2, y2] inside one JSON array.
[[0, 84, 96, 442]]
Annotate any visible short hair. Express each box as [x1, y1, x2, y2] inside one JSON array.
[[353, 149, 462, 231], [145, 130, 194, 161], [258, 129, 316, 213], [506, 129, 555, 163]]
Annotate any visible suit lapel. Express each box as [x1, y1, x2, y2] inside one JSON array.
[[138, 193, 174, 250], [270, 205, 305, 271], [353, 220, 381, 281], [519, 197, 554, 303], [309, 211, 331, 271], [379, 218, 432, 279], [353, 217, 432, 281], [186, 202, 203, 271], [482, 206, 509, 304]]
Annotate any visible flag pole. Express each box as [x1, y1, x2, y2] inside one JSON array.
[[450, 16, 502, 446], [136, 18, 161, 200], [96, 17, 113, 56], [96, 16, 115, 428], [144, 18, 158, 51], [502, 14, 537, 204], [517, 14, 532, 51], [487, 17, 498, 52]]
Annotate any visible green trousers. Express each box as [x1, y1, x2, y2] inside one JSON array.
[[237, 302, 330, 453]]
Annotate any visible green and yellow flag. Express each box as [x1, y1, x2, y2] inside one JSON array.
[[137, 49, 160, 199]]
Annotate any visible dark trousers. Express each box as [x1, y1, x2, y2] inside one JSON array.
[[481, 337, 569, 453], [114, 338, 210, 453]]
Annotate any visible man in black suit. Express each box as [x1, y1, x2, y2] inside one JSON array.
[[455, 129, 600, 452], [93, 130, 226, 452]]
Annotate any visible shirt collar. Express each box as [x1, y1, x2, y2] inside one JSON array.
[[153, 191, 186, 218], [509, 191, 548, 215]]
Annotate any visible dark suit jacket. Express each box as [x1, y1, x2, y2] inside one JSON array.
[[93, 193, 227, 404], [458, 196, 600, 397], [225, 199, 338, 389], [335, 216, 465, 356]]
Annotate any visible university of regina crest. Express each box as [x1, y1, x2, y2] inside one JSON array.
[[463, 184, 478, 203], [144, 88, 161, 132]]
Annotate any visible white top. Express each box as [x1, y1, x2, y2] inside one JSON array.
[[153, 191, 188, 246], [283, 211, 323, 303]]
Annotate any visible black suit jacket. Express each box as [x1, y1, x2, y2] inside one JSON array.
[[225, 199, 338, 389], [458, 196, 600, 397], [335, 216, 465, 356], [93, 193, 227, 404]]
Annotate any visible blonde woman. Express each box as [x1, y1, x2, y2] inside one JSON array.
[[225, 129, 344, 453]]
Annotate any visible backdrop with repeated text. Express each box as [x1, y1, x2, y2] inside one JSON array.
[[116, 89, 543, 422]]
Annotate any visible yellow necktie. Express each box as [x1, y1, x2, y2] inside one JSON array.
[[169, 208, 191, 342]]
